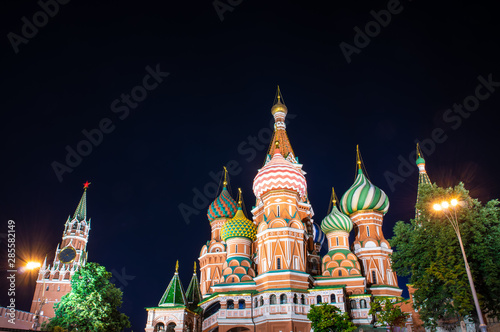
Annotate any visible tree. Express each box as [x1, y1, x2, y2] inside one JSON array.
[[307, 303, 356, 332], [368, 298, 409, 331], [42, 262, 130, 332], [390, 183, 500, 329]]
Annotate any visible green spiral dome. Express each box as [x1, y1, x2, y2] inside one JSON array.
[[340, 169, 389, 215]]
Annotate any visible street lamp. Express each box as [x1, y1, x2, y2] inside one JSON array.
[[433, 199, 487, 332]]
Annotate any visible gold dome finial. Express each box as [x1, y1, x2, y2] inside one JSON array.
[[193, 261, 197, 273], [223, 166, 228, 187], [272, 86, 288, 116], [237, 188, 242, 206], [356, 145, 362, 169], [416, 143, 421, 157], [175, 260, 179, 273], [331, 187, 337, 205]]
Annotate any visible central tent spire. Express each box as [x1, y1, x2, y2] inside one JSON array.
[[266, 86, 296, 164]]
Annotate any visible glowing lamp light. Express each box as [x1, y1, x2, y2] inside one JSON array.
[[451, 199, 458, 206], [433, 203, 442, 211], [441, 201, 449, 209], [26, 262, 41, 270]]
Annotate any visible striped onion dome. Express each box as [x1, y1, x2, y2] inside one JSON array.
[[207, 186, 237, 223], [340, 169, 390, 215], [312, 222, 326, 245], [321, 205, 353, 234], [253, 148, 307, 199], [221, 208, 257, 242]]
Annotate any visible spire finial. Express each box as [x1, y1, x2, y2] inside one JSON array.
[[277, 85, 281, 103], [416, 143, 421, 157], [331, 187, 337, 205], [223, 166, 228, 187], [237, 188, 242, 207], [175, 260, 179, 273], [356, 145, 362, 169], [193, 261, 197, 274]]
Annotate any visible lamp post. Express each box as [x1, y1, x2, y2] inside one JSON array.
[[433, 199, 487, 332]]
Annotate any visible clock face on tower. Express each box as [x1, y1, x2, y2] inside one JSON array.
[[59, 246, 77, 264]]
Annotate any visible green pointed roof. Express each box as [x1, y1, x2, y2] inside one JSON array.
[[158, 261, 187, 307], [186, 263, 202, 307], [73, 182, 90, 221]]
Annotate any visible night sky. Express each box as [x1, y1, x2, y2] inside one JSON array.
[[1, 0, 500, 330]]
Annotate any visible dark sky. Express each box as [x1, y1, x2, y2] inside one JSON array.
[[1, 0, 500, 330]]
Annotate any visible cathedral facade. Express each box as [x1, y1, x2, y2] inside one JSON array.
[[145, 90, 404, 332]]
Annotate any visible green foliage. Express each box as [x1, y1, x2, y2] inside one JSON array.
[[307, 303, 357, 332], [390, 183, 500, 329], [43, 262, 130, 332], [368, 298, 409, 331]]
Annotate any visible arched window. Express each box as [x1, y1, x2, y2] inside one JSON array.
[[330, 294, 336, 303], [371, 270, 377, 284], [203, 301, 221, 319], [254, 298, 258, 308], [227, 299, 234, 309], [270, 294, 277, 305], [277, 258, 281, 270], [366, 225, 370, 237], [238, 299, 246, 309], [154, 322, 165, 332], [338, 270, 342, 277], [301, 295, 306, 305], [260, 296, 264, 306], [350, 300, 357, 309], [280, 294, 287, 304], [316, 295, 322, 304], [293, 294, 298, 304], [360, 299, 367, 309], [166, 322, 176, 332]]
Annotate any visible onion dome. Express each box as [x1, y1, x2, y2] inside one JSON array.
[[207, 167, 237, 222], [207, 186, 237, 222], [321, 205, 353, 234], [221, 190, 257, 242], [340, 146, 389, 215], [312, 222, 326, 246], [253, 144, 307, 199]]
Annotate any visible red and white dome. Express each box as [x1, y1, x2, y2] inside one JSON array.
[[253, 148, 307, 199]]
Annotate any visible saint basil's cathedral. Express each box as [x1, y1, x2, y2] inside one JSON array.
[[144, 89, 429, 332]]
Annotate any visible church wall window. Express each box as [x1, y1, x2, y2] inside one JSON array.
[[330, 294, 336, 303], [301, 295, 305, 305], [360, 299, 367, 309], [227, 299, 234, 309], [260, 296, 264, 306], [350, 299, 357, 309], [371, 270, 377, 284], [238, 299, 245, 309], [270, 294, 277, 305], [280, 294, 287, 304], [293, 294, 298, 304], [366, 226, 370, 237], [316, 295, 322, 303], [277, 257, 281, 270]]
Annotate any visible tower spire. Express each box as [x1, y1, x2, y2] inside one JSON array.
[[267, 87, 296, 164], [415, 143, 431, 220], [73, 181, 90, 221]]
